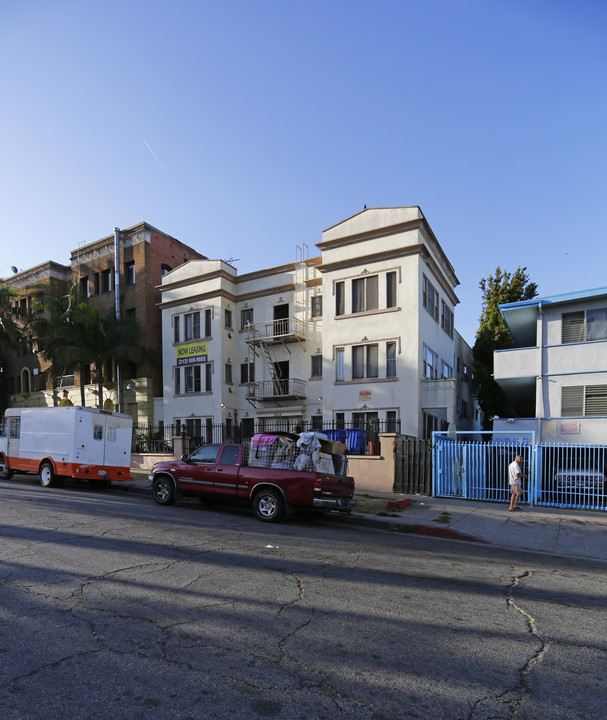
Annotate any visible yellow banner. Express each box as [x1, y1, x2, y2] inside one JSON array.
[[176, 342, 208, 365]]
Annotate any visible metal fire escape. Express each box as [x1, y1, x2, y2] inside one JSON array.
[[244, 245, 308, 406]]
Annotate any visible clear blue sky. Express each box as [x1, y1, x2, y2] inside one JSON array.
[[1, 0, 605, 345]]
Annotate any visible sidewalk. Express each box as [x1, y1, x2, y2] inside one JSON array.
[[342, 493, 607, 562], [129, 474, 607, 562]]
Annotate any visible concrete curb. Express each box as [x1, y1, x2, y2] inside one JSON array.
[[321, 512, 489, 543], [124, 478, 488, 542]]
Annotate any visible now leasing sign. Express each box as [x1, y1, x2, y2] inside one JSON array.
[[176, 341, 208, 366]]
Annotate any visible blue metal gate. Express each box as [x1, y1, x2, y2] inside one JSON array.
[[433, 431, 607, 511]]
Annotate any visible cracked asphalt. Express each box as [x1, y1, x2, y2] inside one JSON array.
[[1, 476, 607, 720]]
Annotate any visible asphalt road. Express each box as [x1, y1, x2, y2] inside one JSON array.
[[1, 475, 606, 720]]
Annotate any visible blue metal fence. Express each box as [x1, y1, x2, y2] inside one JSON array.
[[433, 431, 607, 511]]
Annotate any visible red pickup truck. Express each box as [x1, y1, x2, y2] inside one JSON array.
[[148, 440, 356, 522]]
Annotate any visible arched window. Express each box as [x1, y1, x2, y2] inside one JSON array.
[[20, 368, 31, 394]]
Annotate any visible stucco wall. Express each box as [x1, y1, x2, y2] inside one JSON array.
[[347, 434, 396, 493]]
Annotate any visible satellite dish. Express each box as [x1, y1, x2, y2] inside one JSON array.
[[11, 266, 18, 274]]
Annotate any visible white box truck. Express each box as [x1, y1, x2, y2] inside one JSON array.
[[0, 406, 133, 488]]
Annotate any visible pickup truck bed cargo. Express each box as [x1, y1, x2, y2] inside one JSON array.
[[148, 439, 356, 522]]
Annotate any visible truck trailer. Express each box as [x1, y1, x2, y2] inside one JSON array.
[[0, 406, 133, 488]]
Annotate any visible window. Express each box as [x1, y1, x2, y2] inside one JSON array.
[[423, 345, 439, 379], [161, 264, 172, 276], [335, 412, 345, 430], [352, 275, 378, 313], [311, 354, 322, 378], [93, 425, 103, 440], [190, 445, 220, 464], [353, 344, 378, 379], [311, 295, 322, 318], [21, 368, 31, 394], [423, 275, 439, 321], [125, 260, 135, 286], [225, 363, 233, 384], [205, 363, 212, 392], [586, 385, 607, 415], [441, 302, 453, 338], [184, 312, 200, 340], [336, 347, 345, 381], [240, 361, 255, 384], [311, 415, 323, 431], [423, 412, 449, 440], [441, 361, 454, 379], [205, 308, 212, 337], [386, 411, 398, 433], [174, 316, 180, 344], [335, 281, 345, 316], [587, 309, 607, 340], [241, 308, 253, 330], [386, 342, 397, 377], [463, 365, 470, 383], [93, 273, 100, 295], [184, 365, 201, 393], [562, 308, 607, 343], [101, 268, 112, 293], [220, 446, 240, 465], [80, 276, 89, 297], [225, 309, 233, 328], [9, 417, 20, 439], [353, 412, 379, 434], [562, 385, 607, 416], [387, 272, 397, 308]]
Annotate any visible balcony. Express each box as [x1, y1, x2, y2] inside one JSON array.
[[244, 318, 306, 345], [494, 346, 540, 380], [246, 378, 307, 401]]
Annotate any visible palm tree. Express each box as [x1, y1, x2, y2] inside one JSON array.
[[30, 283, 143, 409], [83, 301, 143, 409], [0, 280, 24, 410], [28, 287, 77, 404]]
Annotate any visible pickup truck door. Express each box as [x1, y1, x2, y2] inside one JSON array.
[[177, 444, 221, 494], [212, 445, 241, 498]]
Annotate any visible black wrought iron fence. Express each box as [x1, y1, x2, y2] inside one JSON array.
[[133, 418, 400, 457], [132, 425, 175, 454]]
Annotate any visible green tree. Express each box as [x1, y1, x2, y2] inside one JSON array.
[[0, 281, 24, 411], [472, 267, 538, 429], [29, 284, 143, 409], [28, 287, 77, 404], [0, 280, 22, 354]]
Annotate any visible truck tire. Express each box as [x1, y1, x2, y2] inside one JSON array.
[[0, 461, 13, 480], [153, 476, 176, 505], [39, 461, 58, 488], [253, 488, 285, 523]]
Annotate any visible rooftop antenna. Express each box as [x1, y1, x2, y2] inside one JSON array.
[[224, 257, 239, 265]]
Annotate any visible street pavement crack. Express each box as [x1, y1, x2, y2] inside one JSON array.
[[469, 569, 549, 720]]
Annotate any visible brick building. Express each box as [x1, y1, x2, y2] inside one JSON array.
[[3, 222, 205, 424], [2, 261, 72, 408]]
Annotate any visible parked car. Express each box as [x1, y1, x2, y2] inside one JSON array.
[[552, 468, 606, 503], [148, 434, 356, 523]]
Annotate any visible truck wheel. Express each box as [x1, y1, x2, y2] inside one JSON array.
[[153, 476, 176, 506], [39, 462, 58, 488], [253, 488, 285, 523], [0, 462, 13, 480]]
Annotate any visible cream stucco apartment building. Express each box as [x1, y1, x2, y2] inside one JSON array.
[[158, 207, 481, 441], [493, 286, 607, 444]]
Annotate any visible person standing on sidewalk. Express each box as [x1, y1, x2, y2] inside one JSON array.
[[509, 455, 526, 511]]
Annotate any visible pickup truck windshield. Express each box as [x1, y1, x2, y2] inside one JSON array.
[[190, 445, 220, 463]]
